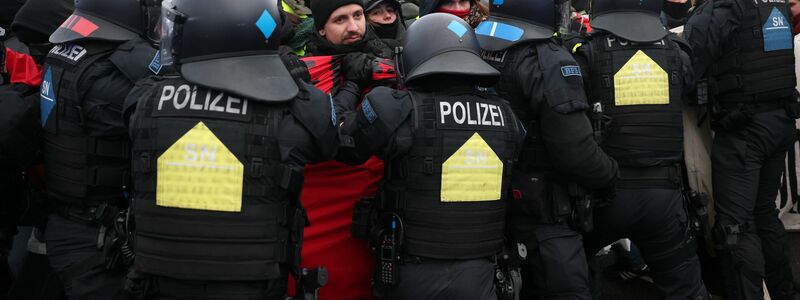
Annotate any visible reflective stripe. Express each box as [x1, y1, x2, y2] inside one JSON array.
[[572, 42, 583, 54], [475, 21, 524, 42]]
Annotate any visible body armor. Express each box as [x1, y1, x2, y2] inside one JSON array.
[[128, 76, 308, 281], [710, 0, 795, 103], [41, 41, 131, 207], [586, 34, 684, 167], [378, 88, 522, 259]]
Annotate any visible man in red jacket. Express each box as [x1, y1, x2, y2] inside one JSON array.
[[286, 1, 395, 298]]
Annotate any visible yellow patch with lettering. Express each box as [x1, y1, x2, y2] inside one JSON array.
[[614, 50, 669, 106], [441, 133, 503, 202], [156, 121, 244, 212]]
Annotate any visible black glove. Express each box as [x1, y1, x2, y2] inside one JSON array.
[[341, 52, 375, 89], [279, 48, 310, 83]]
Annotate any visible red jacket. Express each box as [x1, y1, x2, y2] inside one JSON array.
[[289, 56, 383, 299], [5, 45, 41, 86]]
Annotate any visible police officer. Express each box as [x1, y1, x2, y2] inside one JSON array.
[[122, 0, 339, 298], [339, 13, 525, 299], [686, 0, 799, 298], [568, 0, 709, 298], [476, 1, 618, 299], [40, 0, 163, 298]]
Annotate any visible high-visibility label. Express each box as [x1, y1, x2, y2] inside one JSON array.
[[762, 7, 792, 52], [157, 121, 244, 212], [40, 67, 55, 127], [441, 133, 503, 202], [614, 50, 669, 106]]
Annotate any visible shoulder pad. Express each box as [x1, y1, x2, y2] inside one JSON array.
[[109, 38, 161, 82], [535, 42, 589, 114], [362, 86, 413, 131], [291, 81, 337, 140]]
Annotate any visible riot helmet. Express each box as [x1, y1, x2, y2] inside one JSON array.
[[589, 0, 668, 42], [399, 13, 499, 86], [160, 0, 298, 102], [476, 0, 556, 51], [50, 0, 154, 43]]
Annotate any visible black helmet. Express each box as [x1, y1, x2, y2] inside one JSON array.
[[160, 0, 298, 102], [589, 0, 668, 42], [476, 0, 555, 52], [400, 13, 499, 85], [50, 0, 156, 44]]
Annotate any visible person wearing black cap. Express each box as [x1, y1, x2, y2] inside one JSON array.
[[566, 0, 709, 298], [307, 0, 397, 96], [38, 0, 164, 298], [475, 0, 618, 299], [338, 13, 525, 300], [685, 0, 800, 297], [365, 0, 405, 39], [122, 0, 339, 298]]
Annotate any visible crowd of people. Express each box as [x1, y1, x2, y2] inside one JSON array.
[[0, 0, 798, 299]]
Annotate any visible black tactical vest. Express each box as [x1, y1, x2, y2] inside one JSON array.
[[41, 41, 132, 207], [128, 76, 306, 281], [711, 0, 796, 103], [586, 35, 684, 167], [379, 88, 522, 259]]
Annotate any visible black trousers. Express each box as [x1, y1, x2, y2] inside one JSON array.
[[711, 108, 797, 300], [385, 257, 496, 300], [509, 221, 592, 300], [583, 185, 708, 300], [44, 213, 128, 300]]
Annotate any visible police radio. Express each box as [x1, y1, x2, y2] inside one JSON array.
[[377, 215, 401, 286]]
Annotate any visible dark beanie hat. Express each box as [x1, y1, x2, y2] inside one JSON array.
[[311, 0, 363, 31], [11, 0, 73, 42]]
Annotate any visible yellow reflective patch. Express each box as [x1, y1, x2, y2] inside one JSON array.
[[613, 50, 669, 106], [440, 133, 503, 202], [156, 121, 244, 212]]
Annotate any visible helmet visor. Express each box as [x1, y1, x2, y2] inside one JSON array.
[[143, 1, 162, 45], [159, 0, 184, 66]]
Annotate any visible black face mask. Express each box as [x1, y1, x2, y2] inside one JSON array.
[[371, 20, 399, 39]]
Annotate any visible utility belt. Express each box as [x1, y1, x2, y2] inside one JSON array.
[[616, 165, 683, 190], [701, 79, 800, 130], [124, 268, 326, 300], [352, 197, 524, 299], [52, 202, 121, 228], [508, 169, 594, 233], [52, 201, 134, 270]]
